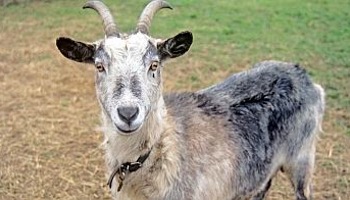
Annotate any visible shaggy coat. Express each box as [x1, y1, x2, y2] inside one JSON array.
[[55, 1, 325, 199]]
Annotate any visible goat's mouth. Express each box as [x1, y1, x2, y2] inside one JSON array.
[[114, 123, 143, 135], [116, 126, 139, 134]]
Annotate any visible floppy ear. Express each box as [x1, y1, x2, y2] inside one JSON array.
[[157, 31, 193, 60], [56, 37, 95, 63]]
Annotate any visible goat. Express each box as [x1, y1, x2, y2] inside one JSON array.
[[55, 1, 325, 199]]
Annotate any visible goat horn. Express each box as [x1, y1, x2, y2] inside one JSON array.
[[136, 0, 172, 35], [83, 1, 119, 37]]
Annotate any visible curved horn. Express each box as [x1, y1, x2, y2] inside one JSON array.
[[136, 0, 172, 35], [83, 1, 119, 37]]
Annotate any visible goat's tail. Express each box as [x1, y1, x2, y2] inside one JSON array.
[[314, 84, 326, 134]]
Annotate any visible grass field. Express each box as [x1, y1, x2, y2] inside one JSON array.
[[0, 0, 349, 199]]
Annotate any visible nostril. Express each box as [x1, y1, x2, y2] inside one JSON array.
[[117, 106, 139, 124]]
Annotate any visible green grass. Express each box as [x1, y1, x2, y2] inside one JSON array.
[[1, 0, 349, 134]]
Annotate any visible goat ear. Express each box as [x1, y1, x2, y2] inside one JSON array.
[[56, 37, 95, 63], [157, 31, 193, 60]]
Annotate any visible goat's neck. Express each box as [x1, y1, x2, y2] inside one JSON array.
[[102, 97, 167, 167]]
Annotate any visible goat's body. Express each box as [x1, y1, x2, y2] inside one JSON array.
[[56, 1, 324, 199], [56, 0, 324, 200], [103, 61, 325, 200]]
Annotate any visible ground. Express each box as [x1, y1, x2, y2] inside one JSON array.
[[0, 0, 349, 199]]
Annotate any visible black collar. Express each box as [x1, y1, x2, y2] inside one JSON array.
[[107, 149, 152, 192]]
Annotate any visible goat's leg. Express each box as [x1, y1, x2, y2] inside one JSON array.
[[291, 159, 313, 200], [285, 143, 315, 200], [251, 179, 272, 200]]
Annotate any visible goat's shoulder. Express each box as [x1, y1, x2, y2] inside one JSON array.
[[163, 92, 231, 138]]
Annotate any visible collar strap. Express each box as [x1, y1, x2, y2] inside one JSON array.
[[107, 149, 152, 192]]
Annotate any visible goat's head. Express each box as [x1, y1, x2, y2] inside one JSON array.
[[56, 0, 192, 135]]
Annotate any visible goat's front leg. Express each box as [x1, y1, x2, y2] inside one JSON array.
[[251, 179, 272, 200]]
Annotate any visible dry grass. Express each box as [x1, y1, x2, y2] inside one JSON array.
[[0, 1, 349, 200]]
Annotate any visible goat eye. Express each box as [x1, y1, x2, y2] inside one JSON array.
[[96, 63, 105, 72], [149, 61, 158, 71]]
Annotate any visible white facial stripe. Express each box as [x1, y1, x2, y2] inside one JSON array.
[[96, 33, 161, 134]]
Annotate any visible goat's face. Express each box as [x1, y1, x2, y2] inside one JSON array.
[[56, 30, 192, 135], [56, 0, 192, 135]]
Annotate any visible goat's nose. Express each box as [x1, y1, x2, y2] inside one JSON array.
[[117, 106, 139, 124]]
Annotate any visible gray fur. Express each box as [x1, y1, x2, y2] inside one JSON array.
[[162, 61, 324, 199], [55, 1, 325, 199]]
